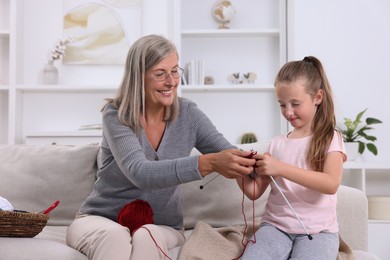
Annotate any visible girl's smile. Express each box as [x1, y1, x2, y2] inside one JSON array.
[[276, 77, 323, 136]]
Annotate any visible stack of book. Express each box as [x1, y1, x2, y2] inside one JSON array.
[[185, 59, 204, 85]]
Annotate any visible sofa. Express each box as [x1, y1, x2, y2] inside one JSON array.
[[0, 143, 379, 260]]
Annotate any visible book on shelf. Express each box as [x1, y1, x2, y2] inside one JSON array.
[[181, 71, 188, 85], [186, 59, 204, 86]]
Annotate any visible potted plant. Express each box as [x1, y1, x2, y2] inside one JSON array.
[[240, 132, 258, 144], [337, 108, 382, 158]]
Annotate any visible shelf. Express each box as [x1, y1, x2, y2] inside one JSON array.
[[342, 162, 390, 203], [181, 29, 279, 37], [25, 130, 103, 137], [15, 85, 118, 93], [344, 161, 390, 170], [369, 219, 390, 224], [181, 84, 274, 92], [0, 30, 10, 38], [25, 130, 103, 145]]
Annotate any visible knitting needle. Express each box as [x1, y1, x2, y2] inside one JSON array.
[[199, 147, 262, 189], [269, 176, 313, 240], [200, 174, 220, 189]]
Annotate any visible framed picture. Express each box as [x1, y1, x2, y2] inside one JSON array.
[[63, 0, 142, 65]]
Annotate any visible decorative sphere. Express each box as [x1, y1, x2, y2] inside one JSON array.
[[212, 0, 236, 29]]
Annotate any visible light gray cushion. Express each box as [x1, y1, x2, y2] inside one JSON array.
[[181, 142, 270, 229], [0, 237, 87, 260], [0, 144, 99, 226]]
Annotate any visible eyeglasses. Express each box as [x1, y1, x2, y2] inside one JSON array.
[[152, 67, 184, 82]]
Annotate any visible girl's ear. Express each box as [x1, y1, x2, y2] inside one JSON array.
[[314, 89, 324, 105]]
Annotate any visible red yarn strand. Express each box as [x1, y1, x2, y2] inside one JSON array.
[[141, 226, 172, 260], [234, 177, 257, 259], [117, 200, 171, 259]]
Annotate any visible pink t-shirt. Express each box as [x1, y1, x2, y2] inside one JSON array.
[[261, 131, 346, 234]]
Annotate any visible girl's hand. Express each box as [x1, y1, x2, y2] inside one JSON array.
[[236, 170, 271, 200], [254, 152, 283, 177]]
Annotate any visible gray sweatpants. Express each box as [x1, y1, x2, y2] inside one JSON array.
[[241, 222, 339, 260]]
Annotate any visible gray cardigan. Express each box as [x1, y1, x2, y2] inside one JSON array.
[[79, 97, 233, 229]]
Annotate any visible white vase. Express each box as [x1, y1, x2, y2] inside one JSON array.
[[42, 62, 59, 84], [345, 142, 359, 161]]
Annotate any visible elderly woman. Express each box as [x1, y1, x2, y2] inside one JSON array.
[[66, 34, 255, 260]]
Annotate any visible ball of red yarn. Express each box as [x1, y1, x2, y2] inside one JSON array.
[[117, 199, 154, 235]]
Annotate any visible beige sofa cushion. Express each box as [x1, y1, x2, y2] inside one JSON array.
[[181, 142, 270, 229], [0, 144, 99, 226]]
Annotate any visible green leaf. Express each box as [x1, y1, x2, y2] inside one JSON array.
[[343, 118, 354, 130], [359, 126, 373, 132], [364, 135, 377, 142], [355, 109, 367, 123], [358, 141, 365, 154], [366, 143, 378, 155], [366, 117, 383, 125]]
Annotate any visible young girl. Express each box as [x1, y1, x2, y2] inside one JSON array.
[[238, 56, 346, 260]]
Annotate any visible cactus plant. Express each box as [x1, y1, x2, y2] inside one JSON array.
[[240, 132, 258, 144]]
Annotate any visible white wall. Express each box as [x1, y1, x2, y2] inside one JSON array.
[[288, 0, 390, 163]]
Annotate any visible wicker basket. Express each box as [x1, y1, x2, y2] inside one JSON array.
[[0, 210, 49, 237]]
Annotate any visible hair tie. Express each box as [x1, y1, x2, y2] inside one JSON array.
[[303, 56, 311, 63]]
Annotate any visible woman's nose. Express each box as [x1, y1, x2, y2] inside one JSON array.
[[164, 73, 176, 85]]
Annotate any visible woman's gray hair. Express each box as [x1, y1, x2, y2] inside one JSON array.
[[104, 34, 180, 134]]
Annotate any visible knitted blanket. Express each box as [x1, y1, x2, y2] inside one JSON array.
[[179, 221, 354, 260]]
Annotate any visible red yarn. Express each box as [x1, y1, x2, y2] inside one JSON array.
[[117, 199, 154, 235], [234, 175, 257, 260]]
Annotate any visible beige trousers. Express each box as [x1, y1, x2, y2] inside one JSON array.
[[66, 214, 186, 260]]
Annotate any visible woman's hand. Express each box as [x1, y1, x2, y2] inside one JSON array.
[[199, 149, 256, 179]]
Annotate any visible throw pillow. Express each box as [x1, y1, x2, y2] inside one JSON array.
[[0, 144, 100, 225]]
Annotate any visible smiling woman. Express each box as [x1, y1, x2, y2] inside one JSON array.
[[143, 52, 182, 121], [65, 34, 256, 260]]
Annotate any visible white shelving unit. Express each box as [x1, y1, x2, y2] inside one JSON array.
[[343, 162, 390, 195], [1, 0, 288, 145], [0, 0, 11, 144], [177, 0, 288, 144], [12, 85, 116, 144], [0, 0, 10, 86], [0, 0, 119, 145], [342, 162, 390, 259]]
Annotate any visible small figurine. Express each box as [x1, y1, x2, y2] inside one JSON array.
[[243, 72, 257, 84], [228, 73, 240, 84], [204, 76, 214, 85]]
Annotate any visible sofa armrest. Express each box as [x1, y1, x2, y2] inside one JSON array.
[[337, 185, 368, 251]]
